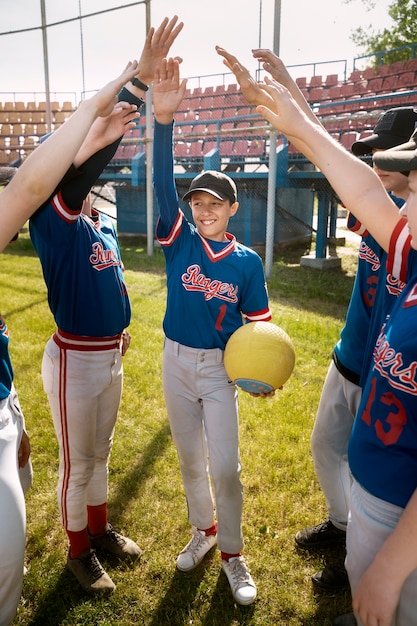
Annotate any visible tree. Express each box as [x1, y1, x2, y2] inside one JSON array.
[[345, 0, 417, 64]]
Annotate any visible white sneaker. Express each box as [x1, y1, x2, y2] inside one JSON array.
[[222, 556, 257, 605], [176, 527, 217, 572]]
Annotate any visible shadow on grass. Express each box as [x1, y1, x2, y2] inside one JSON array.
[[148, 553, 256, 626], [108, 421, 172, 524], [25, 422, 172, 625], [24, 567, 104, 626]]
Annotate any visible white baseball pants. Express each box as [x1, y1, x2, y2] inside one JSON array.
[[346, 479, 417, 626], [42, 336, 123, 532], [310, 360, 362, 530], [162, 337, 244, 554], [0, 386, 26, 626]]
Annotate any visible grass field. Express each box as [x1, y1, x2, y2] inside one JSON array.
[[2, 227, 358, 626]]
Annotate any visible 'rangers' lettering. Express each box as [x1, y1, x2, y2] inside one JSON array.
[[181, 264, 238, 302], [373, 327, 417, 395], [89, 242, 121, 271]]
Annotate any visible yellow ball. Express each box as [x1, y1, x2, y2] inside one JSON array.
[[224, 321, 295, 393]]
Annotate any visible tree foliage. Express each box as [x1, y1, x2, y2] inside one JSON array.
[[346, 0, 417, 64]]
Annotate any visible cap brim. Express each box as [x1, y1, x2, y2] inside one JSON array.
[[351, 133, 413, 156], [373, 137, 417, 171], [182, 187, 226, 202]]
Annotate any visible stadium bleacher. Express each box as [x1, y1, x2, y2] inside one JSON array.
[[1, 56, 417, 171], [1, 52, 417, 255]]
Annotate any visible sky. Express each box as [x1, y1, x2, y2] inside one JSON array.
[[0, 0, 394, 102]]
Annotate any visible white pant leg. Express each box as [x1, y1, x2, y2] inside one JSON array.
[[163, 339, 243, 553], [42, 337, 122, 531], [12, 389, 33, 496], [0, 392, 26, 626], [346, 479, 417, 626], [163, 343, 217, 531], [311, 360, 362, 529]]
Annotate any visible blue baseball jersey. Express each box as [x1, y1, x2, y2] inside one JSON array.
[[153, 121, 271, 350], [334, 195, 406, 385], [349, 218, 417, 508], [0, 317, 13, 400], [30, 193, 130, 338], [28, 86, 144, 341]]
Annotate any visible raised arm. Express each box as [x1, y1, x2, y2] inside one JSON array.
[[153, 57, 188, 124], [127, 15, 184, 99], [256, 77, 400, 251], [251, 48, 323, 127], [216, 46, 322, 128], [73, 101, 139, 168], [0, 60, 138, 251], [217, 47, 400, 252]]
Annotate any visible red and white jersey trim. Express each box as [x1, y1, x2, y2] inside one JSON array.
[[388, 217, 411, 283]]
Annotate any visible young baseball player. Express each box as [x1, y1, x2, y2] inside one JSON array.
[[298, 109, 414, 592], [152, 57, 272, 607], [28, 17, 184, 596], [0, 65, 140, 625], [216, 47, 415, 597], [222, 51, 417, 626]]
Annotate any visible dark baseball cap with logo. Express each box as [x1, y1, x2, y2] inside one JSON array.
[[351, 107, 417, 156], [373, 128, 417, 172], [182, 170, 237, 203]]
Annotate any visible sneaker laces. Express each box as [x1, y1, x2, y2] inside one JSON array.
[[226, 557, 252, 588], [103, 524, 126, 548], [83, 551, 105, 582], [183, 528, 212, 556]]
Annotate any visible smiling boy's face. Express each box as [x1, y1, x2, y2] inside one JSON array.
[[189, 191, 238, 243]]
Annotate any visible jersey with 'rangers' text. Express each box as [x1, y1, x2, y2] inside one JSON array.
[[153, 121, 271, 350]]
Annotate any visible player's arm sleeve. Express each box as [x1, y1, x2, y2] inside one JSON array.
[[60, 88, 145, 209], [153, 120, 180, 234], [240, 254, 272, 322]]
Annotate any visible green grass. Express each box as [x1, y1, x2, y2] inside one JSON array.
[[3, 228, 358, 626]]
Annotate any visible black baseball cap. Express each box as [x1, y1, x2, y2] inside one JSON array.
[[373, 128, 417, 172], [351, 107, 417, 156], [182, 170, 237, 203]]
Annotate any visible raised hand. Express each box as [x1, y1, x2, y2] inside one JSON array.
[[252, 49, 294, 90], [136, 16, 184, 86], [73, 101, 140, 167], [153, 57, 188, 124], [87, 60, 139, 118], [215, 45, 275, 110]]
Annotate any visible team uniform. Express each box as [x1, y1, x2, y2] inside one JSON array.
[[153, 121, 271, 559], [0, 317, 32, 626], [29, 88, 143, 570], [310, 199, 406, 532], [311, 198, 404, 530], [347, 217, 417, 625]]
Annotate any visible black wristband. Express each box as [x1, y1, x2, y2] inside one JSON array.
[[131, 77, 149, 92]]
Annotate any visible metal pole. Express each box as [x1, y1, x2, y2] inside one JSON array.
[[145, 0, 154, 256], [265, 0, 281, 278], [78, 0, 86, 96], [40, 0, 52, 131]]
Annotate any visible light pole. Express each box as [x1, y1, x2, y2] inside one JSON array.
[[265, 0, 281, 278]]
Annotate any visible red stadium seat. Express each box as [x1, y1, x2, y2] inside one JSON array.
[[341, 131, 359, 150], [325, 74, 339, 87], [309, 75, 323, 88], [296, 77, 307, 89]]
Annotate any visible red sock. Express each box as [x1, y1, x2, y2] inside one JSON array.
[[221, 551, 241, 561], [199, 522, 217, 536], [87, 503, 108, 537], [67, 528, 90, 559]]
